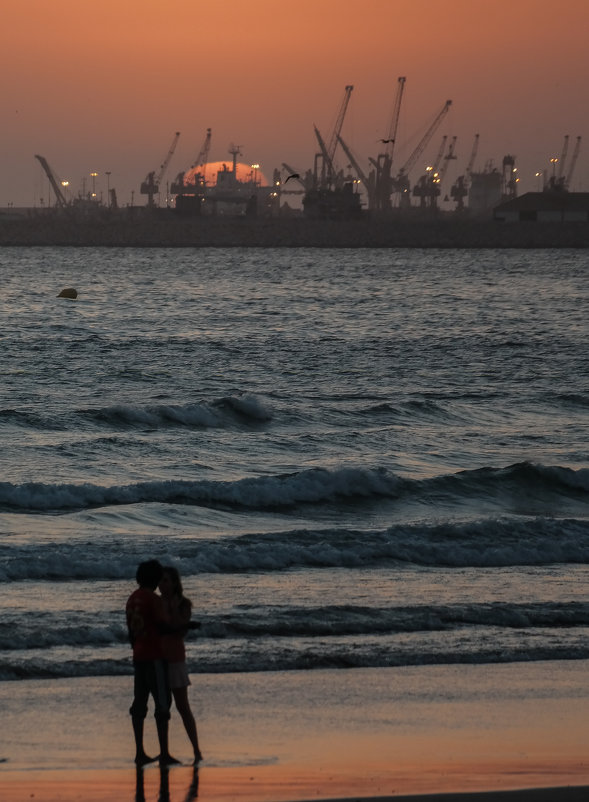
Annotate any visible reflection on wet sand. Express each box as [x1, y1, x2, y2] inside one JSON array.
[[135, 764, 199, 802]]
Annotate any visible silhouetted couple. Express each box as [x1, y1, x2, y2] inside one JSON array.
[[126, 559, 203, 766]]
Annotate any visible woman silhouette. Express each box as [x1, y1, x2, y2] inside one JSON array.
[[158, 566, 203, 763]]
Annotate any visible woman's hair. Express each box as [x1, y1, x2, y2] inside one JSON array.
[[162, 565, 192, 611]]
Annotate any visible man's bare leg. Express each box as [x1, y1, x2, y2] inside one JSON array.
[[132, 715, 157, 766]]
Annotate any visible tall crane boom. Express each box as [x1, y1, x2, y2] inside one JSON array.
[[156, 131, 180, 185], [438, 136, 457, 184], [336, 134, 374, 208], [313, 124, 336, 190], [141, 131, 180, 206], [327, 85, 354, 167], [450, 133, 478, 211], [314, 85, 354, 188], [399, 99, 452, 178], [192, 128, 212, 176], [557, 135, 569, 181], [171, 128, 212, 194], [35, 155, 68, 208], [466, 133, 479, 177], [337, 135, 369, 186], [431, 135, 448, 173], [383, 76, 406, 162], [566, 136, 582, 189], [368, 77, 407, 211]]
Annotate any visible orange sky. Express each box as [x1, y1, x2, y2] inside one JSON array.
[[3, 0, 589, 207]]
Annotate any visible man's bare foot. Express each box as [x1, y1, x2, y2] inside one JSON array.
[[158, 753, 181, 766], [135, 752, 157, 766]]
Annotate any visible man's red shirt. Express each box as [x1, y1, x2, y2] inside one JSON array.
[[126, 587, 165, 661]]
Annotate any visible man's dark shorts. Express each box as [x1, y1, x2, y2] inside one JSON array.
[[129, 659, 171, 721]]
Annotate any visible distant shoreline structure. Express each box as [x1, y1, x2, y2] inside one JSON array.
[[1, 209, 589, 249]]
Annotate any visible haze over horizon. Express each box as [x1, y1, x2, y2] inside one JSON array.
[[3, 0, 588, 209]]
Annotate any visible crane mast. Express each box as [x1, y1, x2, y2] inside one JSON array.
[[545, 135, 570, 191], [171, 128, 211, 195], [395, 99, 452, 206], [327, 85, 354, 169], [372, 76, 406, 211], [35, 155, 68, 208], [314, 85, 354, 189], [450, 133, 479, 211], [141, 131, 180, 207], [401, 100, 452, 177], [438, 135, 458, 184], [337, 134, 374, 208], [566, 136, 582, 189], [431, 135, 448, 173], [192, 128, 212, 177], [413, 134, 452, 208], [557, 135, 569, 181], [465, 133, 480, 177], [383, 76, 406, 162]]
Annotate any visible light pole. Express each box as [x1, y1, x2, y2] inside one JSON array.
[[550, 158, 558, 180], [105, 171, 111, 208], [90, 171, 98, 199]]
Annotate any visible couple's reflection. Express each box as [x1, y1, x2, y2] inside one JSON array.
[[136, 763, 199, 802]]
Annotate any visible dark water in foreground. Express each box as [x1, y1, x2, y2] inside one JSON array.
[[1, 247, 588, 680]]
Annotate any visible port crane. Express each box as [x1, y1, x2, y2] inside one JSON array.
[[35, 155, 68, 208], [412, 134, 450, 208], [313, 85, 354, 189], [394, 99, 452, 207], [170, 128, 211, 195], [451, 133, 479, 211], [438, 136, 458, 185], [545, 135, 569, 191], [371, 76, 406, 211], [336, 134, 374, 208], [566, 136, 582, 190], [557, 135, 569, 186], [140, 131, 180, 207], [546, 135, 582, 192], [381, 76, 406, 164]]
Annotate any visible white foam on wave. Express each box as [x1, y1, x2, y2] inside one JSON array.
[[2, 460, 588, 515], [2, 515, 589, 582], [0, 465, 402, 512], [83, 392, 274, 430]]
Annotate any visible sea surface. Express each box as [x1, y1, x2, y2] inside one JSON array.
[[1, 246, 588, 682]]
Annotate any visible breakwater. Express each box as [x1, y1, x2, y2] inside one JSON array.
[[1, 213, 589, 248]]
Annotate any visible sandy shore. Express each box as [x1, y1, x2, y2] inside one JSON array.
[[2, 662, 589, 801]]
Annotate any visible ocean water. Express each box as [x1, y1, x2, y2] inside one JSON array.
[[1, 246, 588, 682]]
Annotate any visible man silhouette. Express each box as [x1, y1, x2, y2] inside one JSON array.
[[126, 559, 179, 766]]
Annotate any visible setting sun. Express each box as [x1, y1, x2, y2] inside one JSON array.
[[182, 161, 269, 189]]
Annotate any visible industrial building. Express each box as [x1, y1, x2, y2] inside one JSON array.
[[493, 192, 589, 223]]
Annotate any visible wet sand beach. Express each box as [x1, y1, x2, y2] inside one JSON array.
[[2, 663, 589, 801]]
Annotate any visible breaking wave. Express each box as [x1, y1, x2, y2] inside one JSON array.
[[1, 462, 587, 514], [0, 392, 273, 432], [2, 515, 589, 582]]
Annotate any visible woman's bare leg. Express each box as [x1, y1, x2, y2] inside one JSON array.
[[172, 687, 202, 761]]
